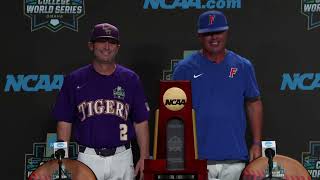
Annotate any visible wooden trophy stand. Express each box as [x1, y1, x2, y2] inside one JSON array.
[[144, 81, 207, 180]]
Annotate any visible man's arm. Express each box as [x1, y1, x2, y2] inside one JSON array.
[[246, 99, 263, 161], [57, 121, 72, 142], [133, 120, 149, 180]]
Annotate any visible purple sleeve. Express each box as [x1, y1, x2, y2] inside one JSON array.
[[52, 75, 76, 123], [130, 75, 149, 123]]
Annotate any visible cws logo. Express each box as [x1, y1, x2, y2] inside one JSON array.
[[162, 50, 196, 80], [4, 74, 63, 92], [280, 73, 320, 91], [24, 0, 85, 32], [163, 87, 187, 111], [25, 133, 78, 179], [301, 0, 320, 30], [143, 0, 241, 9], [301, 141, 320, 179], [162, 59, 180, 80], [168, 136, 183, 152]]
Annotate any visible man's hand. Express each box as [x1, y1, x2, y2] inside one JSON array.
[[133, 121, 149, 180], [134, 158, 145, 180], [249, 144, 261, 162]]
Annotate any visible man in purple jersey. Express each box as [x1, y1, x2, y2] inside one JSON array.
[[53, 23, 150, 180]]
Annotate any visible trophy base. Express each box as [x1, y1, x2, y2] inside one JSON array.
[[144, 159, 207, 180], [155, 174, 197, 180]]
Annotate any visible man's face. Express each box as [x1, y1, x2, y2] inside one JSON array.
[[89, 38, 120, 64], [199, 30, 228, 55]]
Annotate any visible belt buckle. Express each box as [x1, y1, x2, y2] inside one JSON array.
[[98, 148, 107, 156], [116, 146, 125, 153], [96, 148, 116, 157]]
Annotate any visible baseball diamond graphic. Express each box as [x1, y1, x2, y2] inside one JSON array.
[[302, 141, 320, 179], [301, 0, 320, 30], [23, 0, 85, 32], [162, 50, 197, 80]]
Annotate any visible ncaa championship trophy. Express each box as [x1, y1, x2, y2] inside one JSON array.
[[144, 81, 207, 180]]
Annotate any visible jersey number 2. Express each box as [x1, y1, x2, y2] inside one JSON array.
[[120, 124, 128, 141]]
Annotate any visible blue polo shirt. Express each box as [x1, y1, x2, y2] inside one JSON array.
[[172, 50, 260, 161]]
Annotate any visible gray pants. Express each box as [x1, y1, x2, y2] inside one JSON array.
[[207, 163, 246, 180]]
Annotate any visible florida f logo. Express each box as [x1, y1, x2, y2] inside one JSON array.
[[209, 15, 215, 25], [229, 68, 238, 78]]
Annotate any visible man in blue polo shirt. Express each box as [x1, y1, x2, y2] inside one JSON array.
[[173, 10, 263, 180]]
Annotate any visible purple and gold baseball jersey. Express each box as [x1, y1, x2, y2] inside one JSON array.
[[53, 64, 149, 148]]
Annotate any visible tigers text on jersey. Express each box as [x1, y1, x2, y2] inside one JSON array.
[[53, 64, 149, 148]]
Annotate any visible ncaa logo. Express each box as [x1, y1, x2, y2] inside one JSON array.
[[56, 142, 64, 148], [265, 141, 273, 147], [163, 87, 187, 111]]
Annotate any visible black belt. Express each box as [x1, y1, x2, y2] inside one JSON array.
[[79, 143, 130, 157]]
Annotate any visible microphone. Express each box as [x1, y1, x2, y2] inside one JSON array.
[[262, 141, 276, 157], [53, 141, 69, 160], [53, 141, 69, 180], [265, 148, 275, 178], [265, 148, 275, 160], [262, 141, 278, 179], [55, 149, 65, 160]]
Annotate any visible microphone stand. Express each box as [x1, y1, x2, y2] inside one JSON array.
[[55, 149, 67, 180], [58, 157, 63, 180], [262, 158, 274, 179], [268, 156, 273, 179], [262, 148, 283, 180]]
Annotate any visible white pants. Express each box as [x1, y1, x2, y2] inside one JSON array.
[[207, 163, 245, 180], [78, 148, 134, 180]]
